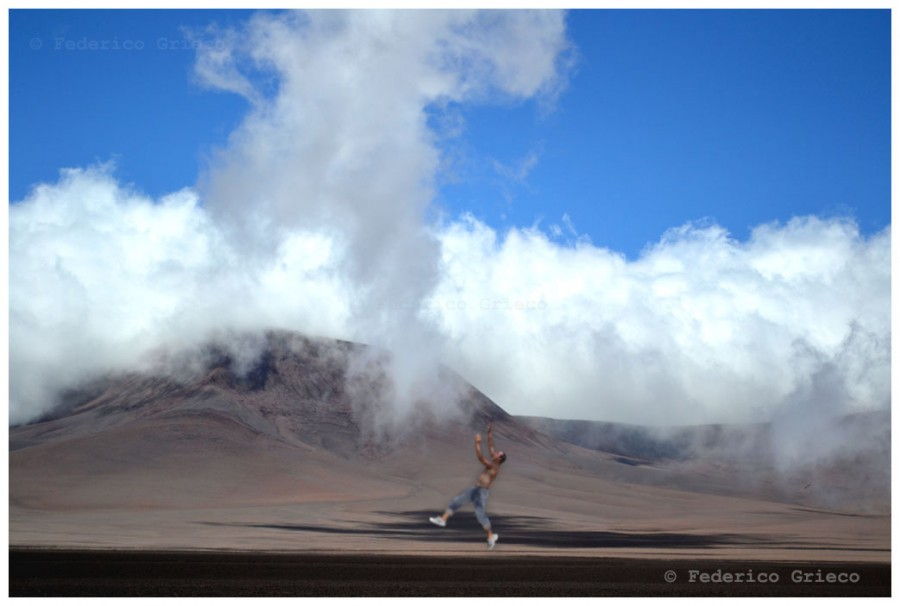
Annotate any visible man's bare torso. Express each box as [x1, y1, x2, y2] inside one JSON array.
[[476, 463, 499, 488]]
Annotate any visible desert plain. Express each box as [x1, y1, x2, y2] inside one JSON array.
[[8, 333, 890, 596]]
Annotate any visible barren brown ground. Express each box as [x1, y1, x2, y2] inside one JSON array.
[[8, 333, 891, 596]]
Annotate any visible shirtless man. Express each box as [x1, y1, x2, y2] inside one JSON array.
[[430, 421, 507, 549]]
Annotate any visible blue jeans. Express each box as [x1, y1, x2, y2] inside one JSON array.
[[446, 486, 491, 529]]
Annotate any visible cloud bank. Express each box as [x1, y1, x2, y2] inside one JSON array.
[[432, 215, 890, 425], [9, 10, 890, 434]]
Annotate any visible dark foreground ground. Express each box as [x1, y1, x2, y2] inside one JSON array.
[[9, 549, 890, 597]]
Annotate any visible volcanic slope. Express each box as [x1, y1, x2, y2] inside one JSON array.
[[9, 332, 889, 560], [518, 411, 890, 515]]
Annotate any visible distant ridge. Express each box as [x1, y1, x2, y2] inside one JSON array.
[[517, 411, 890, 514]]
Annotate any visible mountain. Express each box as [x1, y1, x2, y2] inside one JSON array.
[[8, 331, 890, 558], [518, 411, 890, 514], [10, 331, 559, 511]]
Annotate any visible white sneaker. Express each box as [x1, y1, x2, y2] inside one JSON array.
[[487, 533, 499, 549], [429, 516, 446, 527]]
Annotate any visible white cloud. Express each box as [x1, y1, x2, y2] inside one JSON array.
[[10, 162, 889, 431], [8, 165, 354, 425], [9, 10, 890, 440], [430, 215, 890, 426]]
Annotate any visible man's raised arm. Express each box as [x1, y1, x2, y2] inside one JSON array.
[[487, 422, 497, 456], [475, 434, 490, 466]]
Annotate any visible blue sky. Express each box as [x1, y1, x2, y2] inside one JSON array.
[[9, 9, 892, 427], [10, 9, 890, 259], [10, 10, 253, 206]]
